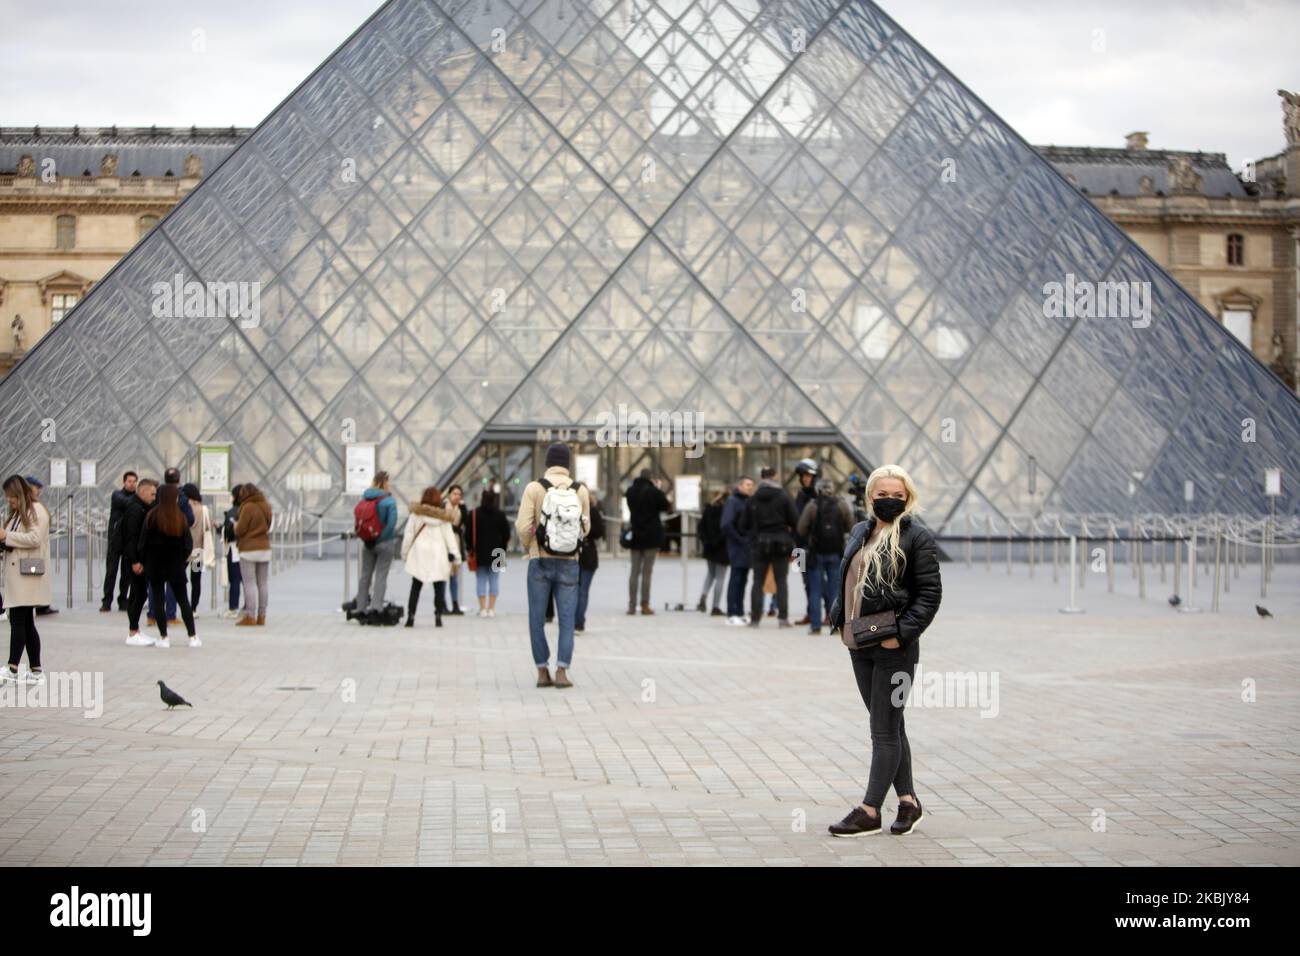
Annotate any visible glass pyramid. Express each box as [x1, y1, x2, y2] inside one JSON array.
[[3, 0, 1297, 530]]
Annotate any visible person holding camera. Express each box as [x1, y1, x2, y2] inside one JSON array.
[[826, 464, 942, 838]]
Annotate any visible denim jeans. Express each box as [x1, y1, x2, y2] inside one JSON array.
[[146, 580, 178, 620], [475, 565, 500, 598], [527, 557, 579, 668], [449, 565, 461, 608], [700, 560, 728, 610], [575, 565, 596, 630], [726, 564, 749, 617], [851, 640, 919, 809], [227, 554, 243, 611], [807, 551, 841, 629]]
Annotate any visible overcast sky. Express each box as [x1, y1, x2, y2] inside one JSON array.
[[1, 0, 1294, 169]]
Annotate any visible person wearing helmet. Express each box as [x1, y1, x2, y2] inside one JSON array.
[[792, 458, 819, 626]]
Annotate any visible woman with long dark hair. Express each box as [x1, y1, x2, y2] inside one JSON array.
[[139, 484, 198, 648], [470, 486, 512, 618], [826, 464, 942, 837], [0, 475, 51, 683]]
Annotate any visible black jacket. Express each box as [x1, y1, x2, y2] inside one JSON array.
[[579, 504, 605, 570], [469, 505, 512, 570], [107, 487, 134, 547], [827, 515, 942, 650], [625, 477, 669, 550], [698, 499, 729, 564], [739, 480, 798, 541], [137, 516, 194, 581], [121, 495, 150, 567], [793, 482, 817, 548]]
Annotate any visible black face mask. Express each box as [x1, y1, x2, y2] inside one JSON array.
[[871, 497, 906, 522]]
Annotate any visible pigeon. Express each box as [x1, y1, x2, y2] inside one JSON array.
[[1256, 605, 1272, 618], [157, 680, 192, 709], [1168, 594, 1182, 608]]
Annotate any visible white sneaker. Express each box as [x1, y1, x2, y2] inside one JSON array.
[[487, 608, 496, 618], [221, 609, 240, 620], [125, 633, 153, 647], [153, 637, 171, 649], [725, 616, 744, 626], [22, 670, 44, 685], [0, 667, 18, 683], [188, 636, 202, 648]]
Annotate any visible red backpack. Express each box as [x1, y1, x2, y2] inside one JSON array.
[[354, 495, 387, 543]]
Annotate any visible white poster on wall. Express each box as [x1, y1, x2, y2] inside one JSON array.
[[79, 459, 97, 487], [1264, 467, 1282, 497], [575, 453, 598, 489], [674, 475, 701, 513], [345, 444, 376, 495], [49, 458, 68, 488]]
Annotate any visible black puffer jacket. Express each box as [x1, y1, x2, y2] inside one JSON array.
[[827, 515, 941, 650], [625, 476, 669, 550]]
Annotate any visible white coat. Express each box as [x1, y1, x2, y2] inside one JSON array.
[[400, 502, 461, 585], [2, 503, 52, 608]]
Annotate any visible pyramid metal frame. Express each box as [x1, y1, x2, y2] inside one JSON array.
[[3, 0, 1297, 529]]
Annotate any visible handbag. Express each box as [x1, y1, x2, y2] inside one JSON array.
[[467, 510, 478, 572], [19, 557, 45, 576], [841, 608, 900, 650]]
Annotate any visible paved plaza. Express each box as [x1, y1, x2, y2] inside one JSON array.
[[1, 551, 1297, 866]]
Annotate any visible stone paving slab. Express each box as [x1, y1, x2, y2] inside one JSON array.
[[1, 555, 1297, 866]]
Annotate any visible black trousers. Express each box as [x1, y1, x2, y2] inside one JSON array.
[[7, 606, 41, 670], [102, 542, 130, 608], [126, 571, 149, 631], [407, 579, 447, 620], [850, 640, 919, 810], [190, 568, 202, 611], [749, 552, 790, 621], [149, 573, 195, 638]]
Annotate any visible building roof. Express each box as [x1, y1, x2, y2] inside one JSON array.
[[1036, 144, 1249, 199], [0, 126, 249, 178]]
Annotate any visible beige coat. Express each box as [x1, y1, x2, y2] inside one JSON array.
[[400, 502, 461, 584], [2, 503, 52, 608], [515, 466, 591, 560]]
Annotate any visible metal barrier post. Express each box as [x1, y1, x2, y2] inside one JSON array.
[[343, 532, 352, 603], [85, 493, 93, 604], [1179, 536, 1202, 613], [1106, 521, 1115, 594], [1211, 528, 1222, 613], [1060, 535, 1084, 614], [65, 493, 75, 609]]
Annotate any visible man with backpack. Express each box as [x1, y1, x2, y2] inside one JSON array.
[[516, 442, 590, 689], [739, 466, 798, 628], [796, 478, 854, 635], [350, 471, 399, 625], [791, 459, 819, 626]]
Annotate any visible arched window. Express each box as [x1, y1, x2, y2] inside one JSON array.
[[55, 214, 76, 250], [139, 214, 160, 239], [1226, 233, 1244, 266]]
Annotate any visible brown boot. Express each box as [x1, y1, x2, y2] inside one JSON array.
[[536, 667, 553, 688], [256, 612, 266, 626], [554, 667, 573, 689], [626, 605, 636, 615], [640, 604, 655, 615], [235, 615, 258, 627]]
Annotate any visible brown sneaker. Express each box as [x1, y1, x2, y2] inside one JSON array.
[[554, 667, 573, 689], [536, 667, 553, 688], [626, 606, 637, 615], [235, 615, 258, 627], [794, 615, 811, 626], [256, 612, 266, 626], [640, 605, 655, 615], [890, 798, 924, 835]]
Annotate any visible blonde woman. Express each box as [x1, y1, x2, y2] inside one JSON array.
[[0, 475, 52, 684], [826, 465, 942, 837]]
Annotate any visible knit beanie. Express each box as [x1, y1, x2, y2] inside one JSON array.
[[545, 442, 570, 470]]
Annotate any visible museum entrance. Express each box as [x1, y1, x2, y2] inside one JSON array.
[[444, 427, 871, 555]]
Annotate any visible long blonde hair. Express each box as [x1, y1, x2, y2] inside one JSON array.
[[854, 464, 920, 595]]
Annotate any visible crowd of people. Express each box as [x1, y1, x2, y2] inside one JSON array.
[[1, 453, 943, 836]]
